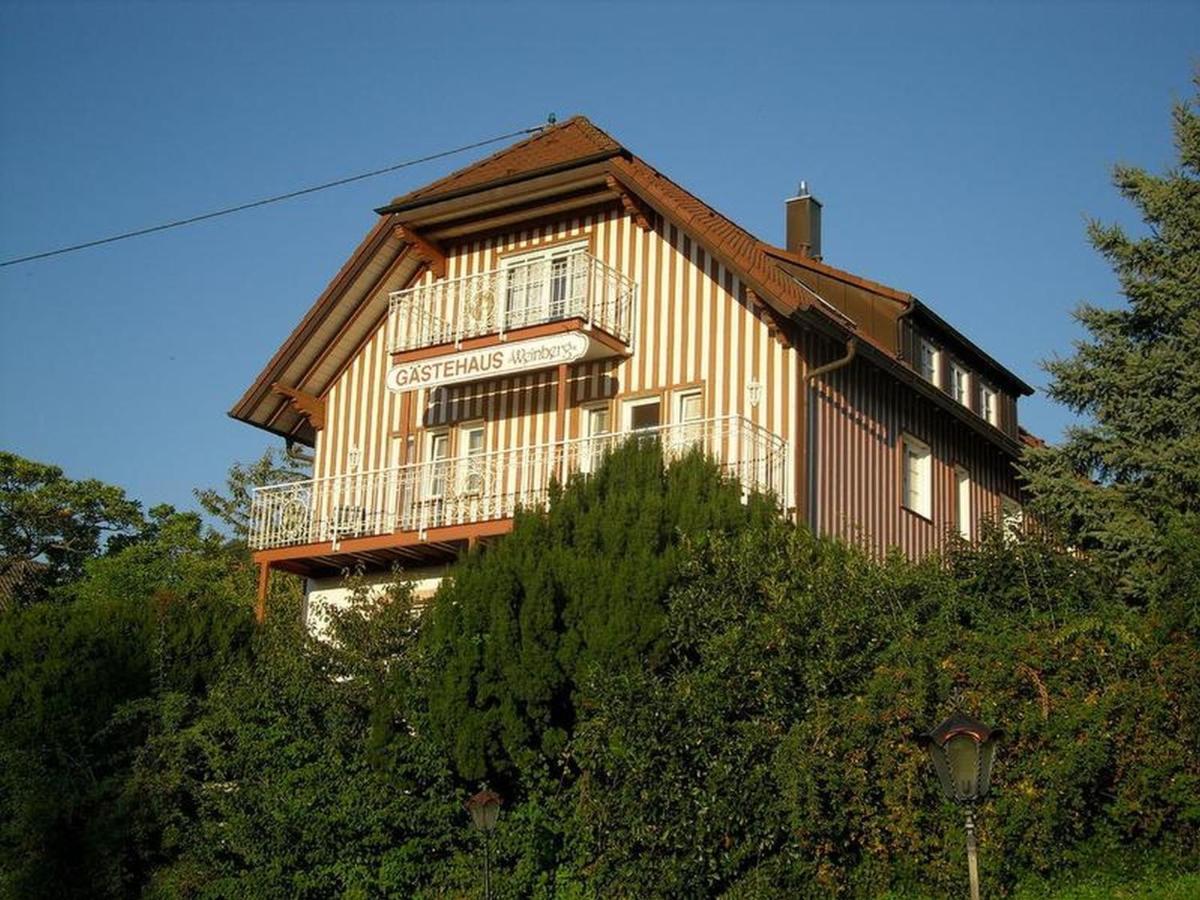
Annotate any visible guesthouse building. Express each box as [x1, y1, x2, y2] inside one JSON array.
[[230, 117, 1033, 622]]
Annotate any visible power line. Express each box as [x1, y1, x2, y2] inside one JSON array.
[[0, 125, 544, 268]]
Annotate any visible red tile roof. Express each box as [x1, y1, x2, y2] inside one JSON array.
[[381, 116, 622, 211], [233, 115, 1029, 448]]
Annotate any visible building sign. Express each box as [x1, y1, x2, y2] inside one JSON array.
[[386, 332, 590, 392]]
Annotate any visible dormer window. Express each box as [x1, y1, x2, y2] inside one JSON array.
[[917, 338, 939, 386], [980, 384, 998, 426], [949, 362, 970, 406]]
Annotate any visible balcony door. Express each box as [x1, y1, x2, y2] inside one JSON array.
[[579, 403, 612, 475], [423, 431, 450, 502], [502, 242, 587, 330], [457, 423, 486, 495], [673, 389, 704, 450]]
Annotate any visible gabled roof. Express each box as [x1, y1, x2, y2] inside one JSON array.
[[231, 116, 1031, 450], [379, 116, 623, 213]]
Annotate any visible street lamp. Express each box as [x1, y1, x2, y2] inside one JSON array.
[[466, 788, 502, 900], [918, 712, 1003, 900]]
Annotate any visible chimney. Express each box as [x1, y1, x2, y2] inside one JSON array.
[[785, 180, 822, 260]]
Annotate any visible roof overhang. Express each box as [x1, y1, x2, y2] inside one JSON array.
[[228, 219, 421, 445], [904, 298, 1034, 396], [376, 148, 623, 217]]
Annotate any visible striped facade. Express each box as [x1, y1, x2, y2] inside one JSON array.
[[235, 116, 1033, 612], [807, 339, 1023, 558], [313, 204, 801, 514]]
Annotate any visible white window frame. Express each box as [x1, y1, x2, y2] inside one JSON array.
[[457, 421, 486, 495], [423, 429, 450, 500], [950, 362, 971, 407], [955, 465, 971, 540], [980, 384, 998, 426], [671, 388, 704, 450], [918, 338, 940, 386], [499, 241, 588, 332], [579, 401, 612, 474], [623, 395, 663, 433], [901, 433, 933, 520]]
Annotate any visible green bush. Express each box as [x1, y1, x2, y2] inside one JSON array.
[[3, 445, 1197, 897], [423, 440, 777, 784], [567, 523, 1200, 897]]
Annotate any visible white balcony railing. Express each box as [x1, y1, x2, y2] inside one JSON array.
[[248, 416, 787, 551], [387, 249, 637, 354]]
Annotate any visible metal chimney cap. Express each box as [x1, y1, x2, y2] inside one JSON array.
[[797, 180, 811, 198]]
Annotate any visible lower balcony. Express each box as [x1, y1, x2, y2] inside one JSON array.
[[249, 416, 787, 573]]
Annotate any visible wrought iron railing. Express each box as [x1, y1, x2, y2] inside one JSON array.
[[387, 249, 637, 353], [248, 416, 787, 551]]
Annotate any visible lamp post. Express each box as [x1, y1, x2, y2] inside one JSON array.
[[466, 788, 502, 900], [917, 712, 1003, 900]]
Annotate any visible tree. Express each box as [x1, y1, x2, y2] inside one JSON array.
[[1020, 78, 1200, 596], [194, 446, 309, 539], [423, 440, 779, 784], [134, 584, 464, 899], [0, 506, 254, 898], [0, 452, 144, 608], [569, 524, 1200, 898]]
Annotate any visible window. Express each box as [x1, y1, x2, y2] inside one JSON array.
[[625, 397, 662, 432], [673, 389, 704, 449], [950, 362, 970, 406], [1001, 496, 1023, 542], [902, 434, 932, 519], [580, 403, 612, 474], [424, 431, 450, 499], [458, 423, 486, 494], [917, 338, 940, 386], [980, 384, 998, 425], [955, 465, 971, 540], [502, 242, 587, 329]]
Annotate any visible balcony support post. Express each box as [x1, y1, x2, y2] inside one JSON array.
[[255, 561, 271, 623]]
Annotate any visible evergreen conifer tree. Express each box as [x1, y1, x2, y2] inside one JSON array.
[[422, 440, 778, 781], [1020, 77, 1200, 595]]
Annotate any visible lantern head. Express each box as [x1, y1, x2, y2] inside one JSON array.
[[918, 712, 1002, 804], [466, 788, 503, 832]]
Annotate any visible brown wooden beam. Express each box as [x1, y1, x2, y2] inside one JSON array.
[[426, 190, 614, 241], [256, 561, 270, 623], [394, 224, 446, 279], [746, 288, 792, 350], [271, 383, 326, 430], [605, 174, 653, 231]]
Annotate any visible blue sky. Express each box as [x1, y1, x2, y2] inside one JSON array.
[[1, 0, 1196, 514]]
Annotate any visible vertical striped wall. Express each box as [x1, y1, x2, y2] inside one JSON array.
[[807, 333, 1024, 559], [312, 204, 800, 511]]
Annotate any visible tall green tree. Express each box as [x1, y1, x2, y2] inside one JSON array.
[[194, 446, 308, 539], [0, 506, 254, 898], [0, 452, 144, 607], [1020, 78, 1200, 595], [423, 441, 778, 783]]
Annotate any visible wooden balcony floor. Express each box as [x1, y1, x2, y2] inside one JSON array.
[[253, 519, 514, 578]]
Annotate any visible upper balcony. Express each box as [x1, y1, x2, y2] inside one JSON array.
[[386, 248, 637, 357], [248, 416, 787, 565]]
